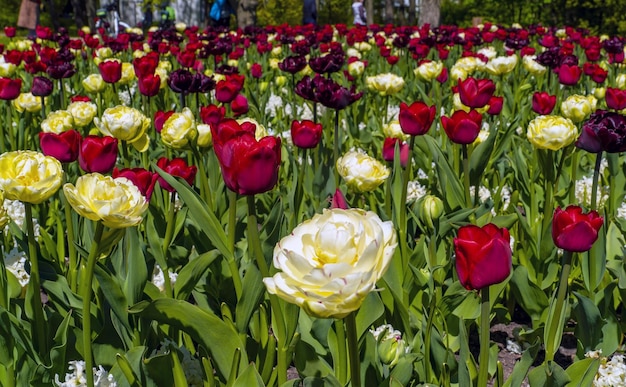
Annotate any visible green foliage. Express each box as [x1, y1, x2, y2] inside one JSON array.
[[256, 0, 304, 26]]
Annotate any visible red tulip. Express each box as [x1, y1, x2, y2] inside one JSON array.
[[177, 50, 196, 68], [199, 104, 225, 126], [215, 74, 245, 103], [39, 130, 82, 163], [98, 60, 122, 84], [154, 110, 175, 133], [457, 77, 495, 109], [4, 26, 15, 38], [231, 94, 249, 116], [583, 63, 608, 84], [156, 157, 198, 192], [552, 206, 604, 252], [291, 120, 323, 149], [0, 77, 21, 100], [487, 96, 503, 115], [441, 109, 483, 144], [132, 52, 159, 78], [605, 87, 626, 111], [78, 135, 118, 173], [532, 92, 557, 115], [398, 101, 436, 136], [113, 167, 158, 200], [556, 64, 582, 86], [250, 63, 263, 79], [138, 74, 161, 97], [330, 188, 349, 209], [382, 137, 409, 168], [454, 223, 512, 290], [212, 119, 281, 195], [4, 50, 22, 65]]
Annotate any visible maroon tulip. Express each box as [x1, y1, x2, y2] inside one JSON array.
[[556, 64, 582, 86], [78, 135, 118, 173], [31, 76, 54, 97], [382, 137, 409, 168], [487, 96, 503, 116], [177, 50, 196, 68], [576, 110, 626, 153], [215, 74, 245, 103], [167, 69, 193, 94], [154, 110, 175, 133], [552, 206, 603, 252], [138, 74, 161, 97], [399, 101, 436, 136], [454, 223, 512, 290], [250, 63, 262, 79], [39, 130, 82, 163], [605, 87, 626, 111], [4, 50, 22, 65], [199, 104, 225, 126], [4, 26, 16, 38], [278, 55, 308, 74], [532, 92, 557, 115], [231, 94, 249, 116], [98, 60, 122, 84], [132, 52, 159, 78], [441, 109, 483, 144], [457, 77, 495, 109], [156, 157, 198, 192], [330, 188, 349, 209], [212, 119, 281, 195], [291, 120, 323, 149], [0, 77, 21, 100], [113, 167, 158, 200]]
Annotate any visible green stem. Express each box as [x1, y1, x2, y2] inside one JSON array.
[[227, 190, 242, 300], [294, 149, 307, 226], [247, 195, 288, 385], [345, 312, 361, 387], [335, 318, 348, 384], [462, 144, 472, 208], [5, 102, 13, 152], [192, 147, 214, 212], [333, 110, 341, 189], [24, 203, 46, 356], [544, 251, 572, 363], [62, 189, 78, 293], [569, 151, 578, 203], [477, 287, 491, 387], [121, 141, 131, 168], [0, 238, 8, 310], [81, 221, 105, 387], [399, 135, 416, 270], [590, 152, 602, 211], [161, 193, 177, 297], [424, 289, 437, 384]]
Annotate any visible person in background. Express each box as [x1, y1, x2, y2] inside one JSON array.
[[210, 0, 233, 28], [159, 1, 176, 29], [18, 0, 41, 38], [352, 0, 366, 26], [302, 0, 317, 25]]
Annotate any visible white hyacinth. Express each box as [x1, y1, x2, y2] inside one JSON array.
[[3, 199, 40, 238], [585, 350, 626, 387], [152, 265, 178, 292], [406, 180, 428, 203], [4, 246, 29, 287], [55, 360, 117, 387], [151, 338, 203, 387]]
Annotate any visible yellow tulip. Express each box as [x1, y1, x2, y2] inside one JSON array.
[[0, 151, 63, 204]]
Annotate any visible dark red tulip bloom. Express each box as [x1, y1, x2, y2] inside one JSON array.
[[132, 52, 159, 78], [212, 119, 281, 195], [98, 60, 122, 84], [167, 69, 194, 93], [382, 137, 409, 168], [4, 26, 15, 38], [606, 87, 626, 111], [457, 77, 495, 109], [250, 63, 262, 79], [532, 92, 557, 115], [39, 130, 81, 163], [0, 77, 21, 100], [487, 96, 503, 115], [46, 62, 76, 80], [79, 135, 118, 173], [31, 76, 54, 97], [576, 110, 626, 153], [583, 63, 608, 84], [199, 104, 225, 126], [441, 109, 483, 144], [138, 74, 161, 97], [4, 50, 22, 65], [215, 74, 245, 103], [156, 157, 198, 192], [330, 188, 349, 209], [309, 53, 345, 74], [177, 50, 196, 68], [113, 167, 158, 200], [231, 94, 249, 116], [154, 110, 175, 133], [188, 72, 216, 94], [278, 55, 308, 74], [71, 95, 91, 103], [454, 223, 512, 290], [556, 64, 582, 86], [399, 101, 436, 136], [291, 119, 323, 149], [552, 206, 603, 253]]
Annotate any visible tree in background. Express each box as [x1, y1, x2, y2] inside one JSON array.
[[419, 0, 440, 27]]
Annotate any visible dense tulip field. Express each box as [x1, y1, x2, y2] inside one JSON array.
[[0, 20, 626, 386]]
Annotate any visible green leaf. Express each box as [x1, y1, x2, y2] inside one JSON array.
[[46, 311, 73, 376], [115, 352, 142, 387], [503, 339, 540, 387], [174, 250, 220, 301], [527, 362, 570, 387], [355, 292, 384, 339], [469, 127, 497, 186], [565, 358, 600, 387], [458, 318, 472, 387], [418, 135, 465, 210], [572, 292, 604, 354], [170, 349, 189, 387], [123, 227, 148, 306], [582, 225, 606, 293], [93, 263, 131, 333], [233, 363, 265, 387], [235, 264, 265, 333], [129, 298, 246, 380], [510, 266, 549, 327]]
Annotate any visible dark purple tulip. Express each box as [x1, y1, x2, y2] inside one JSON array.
[[278, 55, 308, 74], [576, 110, 626, 153], [295, 76, 318, 103], [309, 53, 345, 74], [167, 68, 194, 93], [315, 76, 362, 110], [188, 72, 216, 94], [602, 36, 624, 54], [46, 62, 76, 79], [31, 76, 54, 97]]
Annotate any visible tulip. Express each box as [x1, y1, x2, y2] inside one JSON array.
[[231, 94, 249, 116], [46, 62, 76, 80], [98, 60, 122, 84], [31, 76, 54, 97], [560, 94, 596, 123], [552, 206, 603, 252], [39, 130, 82, 163], [454, 223, 512, 290], [532, 92, 557, 115], [154, 110, 175, 133], [215, 74, 245, 103], [13, 93, 41, 113], [250, 63, 263, 79], [67, 101, 98, 128], [527, 115, 577, 151], [82, 74, 105, 93], [155, 157, 198, 193], [78, 135, 118, 173], [4, 26, 16, 38], [330, 188, 349, 209], [0, 77, 21, 100], [278, 55, 308, 74], [199, 104, 225, 126], [366, 73, 405, 96], [487, 96, 503, 115], [336, 149, 390, 193], [605, 87, 626, 111], [441, 109, 483, 144], [291, 120, 323, 149], [457, 77, 495, 109], [188, 73, 216, 94], [113, 167, 158, 200], [132, 52, 159, 78], [556, 64, 582, 86], [41, 110, 74, 133], [309, 53, 345, 74], [399, 101, 436, 136], [0, 150, 63, 204], [167, 69, 194, 93], [160, 108, 197, 149], [138, 74, 161, 97], [576, 110, 626, 153], [382, 137, 409, 168]]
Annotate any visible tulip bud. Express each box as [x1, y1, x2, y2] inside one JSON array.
[[370, 325, 408, 367], [275, 75, 287, 87], [420, 195, 444, 230]]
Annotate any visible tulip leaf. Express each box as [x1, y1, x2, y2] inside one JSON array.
[[154, 165, 234, 263], [564, 358, 600, 387], [582, 225, 606, 293], [174, 250, 220, 301], [123, 227, 148, 306], [417, 135, 465, 210], [469, 127, 497, 186], [509, 266, 549, 327], [235, 263, 264, 333], [356, 292, 384, 339], [129, 298, 246, 380], [502, 339, 540, 387], [527, 362, 570, 387], [571, 292, 604, 354], [93, 263, 132, 333], [232, 363, 264, 387]]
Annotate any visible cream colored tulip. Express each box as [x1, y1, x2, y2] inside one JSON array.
[[161, 107, 197, 149], [337, 149, 390, 192], [414, 61, 444, 81], [13, 93, 41, 113], [560, 94, 596, 123], [82, 74, 106, 93], [94, 106, 151, 152], [366, 73, 405, 96], [527, 115, 577, 151], [67, 101, 97, 127], [0, 151, 63, 204], [41, 110, 74, 133]]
